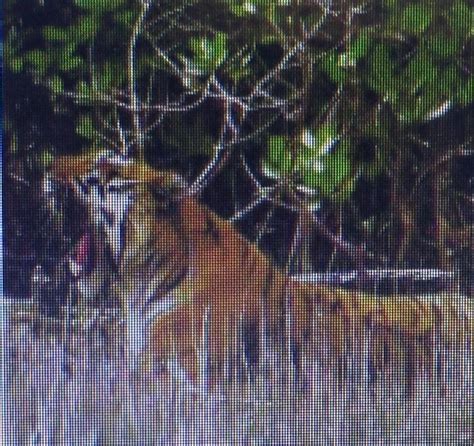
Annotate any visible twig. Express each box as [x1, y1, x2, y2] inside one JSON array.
[[409, 138, 474, 199], [180, 76, 245, 198], [247, 10, 330, 102], [182, 11, 332, 198], [129, 0, 152, 160], [144, 0, 200, 31], [238, 152, 261, 190], [115, 113, 128, 155], [229, 194, 267, 223], [181, 135, 229, 198], [8, 173, 31, 187]]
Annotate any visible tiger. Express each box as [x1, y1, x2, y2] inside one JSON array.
[[42, 149, 473, 395]]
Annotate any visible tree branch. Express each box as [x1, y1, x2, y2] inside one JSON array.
[[128, 0, 152, 160]]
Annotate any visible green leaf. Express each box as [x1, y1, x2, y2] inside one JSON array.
[[339, 31, 371, 69], [38, 150, 54, 169], [43, 26, 68, 42], [114, 10, 137, 27], [9, 57, 23, 73], [25, 50, 50, 75], [77, 81, 94, 100], [267, 135, 291, 173], [320, 51, 347, 84], [447, 1, 474, 36], [349, 30, 371, 62], [76, 115, 97, 140], [59, 54, 83, 72], [301, 144, 350, 195], [427, 34, 462, 60], [440, 65, 460, 95], [226, 51, 252, 83], [50, 76, 64, 94], [313, 122, 339, 155], [383, 0, 397, 10], [190, 32, 228, 73], [228, 1, 258, 16], [397, 83, 445, 124], [74, 0, 125, 12], [212, 32, 228, 67], [367, 44, 396, 97], [456, 76, 474, 106], [402, 52, 434, 93], [69, 16, 100, 43], [97, 61, 125, 90], [401, 4, 432, 35], [320, 143, 351, 194]]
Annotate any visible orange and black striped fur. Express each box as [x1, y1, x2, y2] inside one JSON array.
[[44, 150, 473, 395]]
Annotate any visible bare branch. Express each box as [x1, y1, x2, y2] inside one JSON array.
[[145, 34, 183, 79], [60, 89, 209, 113], [181, 75, 247, 198], [229, 194, 267, 223], [410, 138, 474, 199], [115, 114, 128, 155], [248, 10, 330, 102], [144, 0, 200, 31], [181, 136, 229, 199], [235, 113, 281, 145], [266, 191, 381, 264], [238, 153, 262, 191], [8, 173, 31, 187], [129, 0, 152, 160]]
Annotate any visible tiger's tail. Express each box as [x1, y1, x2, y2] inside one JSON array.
[[290, 281, 473, 396]]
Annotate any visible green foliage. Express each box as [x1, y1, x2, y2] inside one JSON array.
[[75, 115, 99, 141], [189, 32, 228, 74], [400, 4, 433, 35], [4, 0, 474, 213], [263, 124, 352, 201], [161, 115, 215, 158]]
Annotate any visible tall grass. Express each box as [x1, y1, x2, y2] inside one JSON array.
[[3, 297, 473, 445]]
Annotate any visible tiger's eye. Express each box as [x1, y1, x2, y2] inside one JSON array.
[[77, 175, 104, 195], [151, 188, 169, 202]]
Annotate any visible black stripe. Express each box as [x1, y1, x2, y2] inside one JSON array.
[[204, 216, 220, 242], [145, 264, 189, 308], [262, 262, 275, 303]]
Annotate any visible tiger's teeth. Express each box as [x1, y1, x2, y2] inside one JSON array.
[[68, 259, 83, 278]]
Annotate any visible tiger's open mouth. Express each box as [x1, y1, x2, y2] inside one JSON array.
[[43, 167, 136, 281], [68, 231, 94, 278], [40, 150, 189, 312], [42, 175, 97, 279]]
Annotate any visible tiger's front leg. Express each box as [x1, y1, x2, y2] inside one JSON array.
[[143, 301, 245, 390], [144, 303, 204, 386]]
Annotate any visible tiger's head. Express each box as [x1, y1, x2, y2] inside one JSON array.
[[44, 151, 196, 374], [43, 149, 188, 283]]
